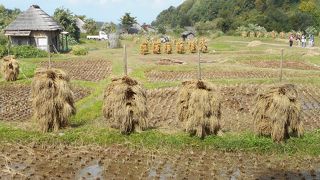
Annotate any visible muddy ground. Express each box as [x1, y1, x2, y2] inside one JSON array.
[[0, 143, 319, 179], [39, 60, 112, 82]]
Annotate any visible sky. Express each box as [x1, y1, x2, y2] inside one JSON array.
[[0, 0, 183, 24]]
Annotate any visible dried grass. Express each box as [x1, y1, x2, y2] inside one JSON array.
[[188, 40, 197, 53], [140, 41, 149, 55], [152, 40, 161, 54], [1, 55, 19, 81], [252, 84, 303, 142], [103, 76, 148, 134], [176, 41, 185, 54], [247, 41, 262, 47], [164, 42, 172, 54], [177, 80, 221, 138], [199, 38, 208, 53], [31, 68, 76, 132]]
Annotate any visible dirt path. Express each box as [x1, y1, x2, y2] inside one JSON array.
[[226, 40, 289, 47], [0, 143, 319, 179]]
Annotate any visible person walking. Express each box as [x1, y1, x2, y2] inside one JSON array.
[[296, 34, 301, 47], [289, 34, 294, 47], [301, 34, 306, 48], [309, 34, 314, 47]]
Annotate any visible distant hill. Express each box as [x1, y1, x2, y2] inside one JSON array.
[[152, 0, 320, 32]]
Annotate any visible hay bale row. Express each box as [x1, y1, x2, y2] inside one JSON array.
[[102, 78, 303, 142], [32, 68, 76, 132], [140, 39, 209, 55], [27, 65, 303, 143], [240, 31, 289, 39], [1, 55, 19, 81]]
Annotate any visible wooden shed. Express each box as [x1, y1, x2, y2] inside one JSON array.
[[4, 5, 63, 52]]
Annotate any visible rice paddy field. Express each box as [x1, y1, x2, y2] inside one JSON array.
[[1, 36, 320, 179]]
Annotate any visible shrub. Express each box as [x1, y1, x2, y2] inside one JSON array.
[[11, 45, 48, 58], [209, 31, 224, 39], [157, 25, 167, 35], [173, 27, 184, 36], [305, 26, 317, 35], [72, 45, 88, 55], [195, 21, 217, 35], [0, 34, 8, 46], [0, 45, 8, 58]]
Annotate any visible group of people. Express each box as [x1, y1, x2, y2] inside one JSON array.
[[289, 34, 315, 48]]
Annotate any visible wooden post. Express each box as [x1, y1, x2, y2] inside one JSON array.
[[123, 45, 128, 76], [48, 44, 51, 69], [66, 35, 68, 51], [279, 49, 284, 82], [7, 36, 10, 56], [198, 49, 202, 80]]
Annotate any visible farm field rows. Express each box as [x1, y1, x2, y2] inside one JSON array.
[[1, 36, 320, 178]]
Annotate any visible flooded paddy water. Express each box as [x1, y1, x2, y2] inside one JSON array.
[[1, 143, 320, 179]]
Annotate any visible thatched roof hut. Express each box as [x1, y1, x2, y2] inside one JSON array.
[[4, 5, 63, 52]]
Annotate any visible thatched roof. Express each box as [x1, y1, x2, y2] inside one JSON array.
[[5, 5, 62, 32]]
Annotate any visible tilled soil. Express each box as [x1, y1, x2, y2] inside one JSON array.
[[0, 84, 91, 121], [39, 60, 112, 82], [147, 85, 320, 133], [2, 84, 319, 132], [0, 143, 320, 179], [147, 88, 180, 130], [243, 60, 320, 71], [145, 70, 317, 82]]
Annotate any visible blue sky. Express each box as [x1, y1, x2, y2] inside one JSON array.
[[0, 0, 183, 24]]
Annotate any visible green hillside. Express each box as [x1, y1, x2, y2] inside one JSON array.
[[152, 0, 320, 33]]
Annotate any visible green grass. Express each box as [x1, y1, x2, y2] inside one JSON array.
[[1, 122, 320, 155]]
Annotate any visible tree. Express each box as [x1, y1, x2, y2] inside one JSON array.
[[0, 5, 21, 31], [84, 18, 98, 35], [153, 0, 318, 33], [120, 13, 137, 32], [53, 8, 80, 42], [299, 0, 317, 13], [157, 25, 166, 34], [216, 18, 233, 33], [101, 22, 117, 34], [289, 12, 315, 31], [255, 0, 267, 12]]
